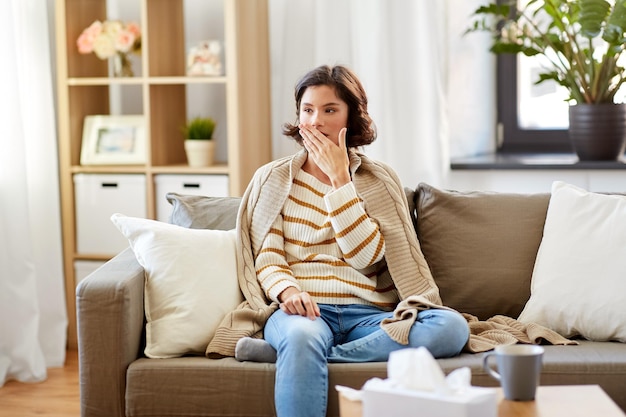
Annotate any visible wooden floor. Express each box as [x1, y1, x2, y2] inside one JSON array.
[[0, 350, 80, 417]]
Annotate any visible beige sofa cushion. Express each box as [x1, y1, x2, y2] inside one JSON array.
[[414, 183, 550, 320], [124, 341, 626, 416]]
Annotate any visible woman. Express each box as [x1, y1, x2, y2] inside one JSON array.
[[209, 65, 469, 417]]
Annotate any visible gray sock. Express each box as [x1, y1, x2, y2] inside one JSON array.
[[235, 337, 277, 363]]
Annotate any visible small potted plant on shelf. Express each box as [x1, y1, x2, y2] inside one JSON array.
[[467, 0, 626, 161], [182, 116, 217, 167]]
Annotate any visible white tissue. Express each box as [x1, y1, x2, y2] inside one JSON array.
[[382, 347, 471, 395], [445, 367, 472, 394], [388, 347, 447, 393]]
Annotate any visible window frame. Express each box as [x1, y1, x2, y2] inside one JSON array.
[[497, 53, 573, 153]]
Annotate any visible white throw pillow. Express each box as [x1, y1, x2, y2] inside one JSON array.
[[111, 213, 243, 358], [518, 181, 626, 342]]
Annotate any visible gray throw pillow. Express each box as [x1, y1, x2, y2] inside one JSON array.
[[166, 192, 242, 230], [414, 183, 550, 320]]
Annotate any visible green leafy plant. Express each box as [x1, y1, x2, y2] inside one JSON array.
[[181, 116, 216, 140], [467, 0, 626, 104]]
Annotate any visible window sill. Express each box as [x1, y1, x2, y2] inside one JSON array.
[[451, 153, 626, 170]]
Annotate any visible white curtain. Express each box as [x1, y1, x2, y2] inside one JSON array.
[[268, 0, 495, 189], [0, 0, 67, 386]]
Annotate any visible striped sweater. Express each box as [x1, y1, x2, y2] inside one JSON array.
[[255, 169, 399, 309]]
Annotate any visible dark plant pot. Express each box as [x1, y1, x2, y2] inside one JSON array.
[[568, 104, 626, 161]]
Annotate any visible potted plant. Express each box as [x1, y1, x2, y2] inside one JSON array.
[[182, 116, 217, 167], [467, 0, 626, 161]]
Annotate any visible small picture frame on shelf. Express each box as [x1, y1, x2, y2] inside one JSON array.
[[80, 115, 146, 165], [186, 40, 223, 76]]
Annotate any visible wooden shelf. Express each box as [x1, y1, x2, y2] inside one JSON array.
[[149, 163, 229, 174], [55, 0, 271, 349], [66, 77, 144, 86], [70, 165, 147, 174], [148, 76, 228, 85], [69, 163, 229, 174], [74, 253, 116, 261], [66, 76, 228, 86]]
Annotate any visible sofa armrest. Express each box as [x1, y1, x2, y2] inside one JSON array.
[[76, 248, 144, 417]]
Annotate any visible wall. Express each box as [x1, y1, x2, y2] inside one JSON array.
[[49, 1, 626, 195], [446, 170, 626, 193]]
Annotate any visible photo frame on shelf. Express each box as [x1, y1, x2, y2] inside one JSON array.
[[80, 115, 146, 165], [186, 40, 223, 76]]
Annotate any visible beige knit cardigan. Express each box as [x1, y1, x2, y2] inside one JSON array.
[[205, 150, 574, 358]]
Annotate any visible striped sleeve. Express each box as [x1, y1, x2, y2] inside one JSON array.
[[254, 212, 301, 302], [324, 182, 385, 269]]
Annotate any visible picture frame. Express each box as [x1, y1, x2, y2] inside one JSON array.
[[80, 115, 146, 165], [186, 40, 223, 76]]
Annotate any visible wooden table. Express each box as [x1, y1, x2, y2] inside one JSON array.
[[338, 384, 625, 417], [498, 385, 625, 417]]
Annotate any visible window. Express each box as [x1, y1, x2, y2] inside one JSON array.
[[496, 0, 626, 155], [497, 53, 572, 153]]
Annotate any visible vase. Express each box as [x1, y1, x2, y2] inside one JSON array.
[[184, 140, 215, 167], [568, 104, 626, 161], [112, 53, 134, 77]]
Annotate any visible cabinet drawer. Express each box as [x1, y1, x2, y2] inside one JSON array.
[[74, 174, 147, 254], [155, 174, 229, 222]]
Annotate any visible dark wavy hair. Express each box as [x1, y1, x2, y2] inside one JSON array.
[[282, 65, 377, 147]]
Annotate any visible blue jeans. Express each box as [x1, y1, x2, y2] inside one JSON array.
[[264, 304, 469, 417]]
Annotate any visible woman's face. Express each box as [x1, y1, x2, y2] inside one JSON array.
[[299, 85, 349, 145]]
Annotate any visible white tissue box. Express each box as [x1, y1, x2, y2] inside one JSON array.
[[362, 385, 497, 417]]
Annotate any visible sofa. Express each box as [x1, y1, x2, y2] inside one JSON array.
[[76, 182, 626, 417]]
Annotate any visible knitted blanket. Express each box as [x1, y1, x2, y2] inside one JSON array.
[[383, 297, 577, 353]]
